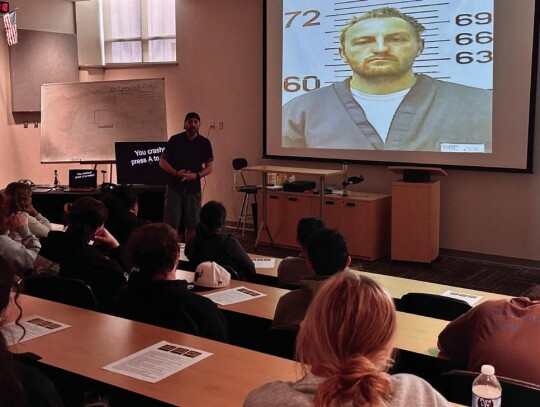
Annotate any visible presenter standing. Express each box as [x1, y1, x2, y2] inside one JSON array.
[[160, 112, 213, 242]]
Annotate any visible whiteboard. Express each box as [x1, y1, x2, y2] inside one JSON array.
[[41, 78, 167, 163]]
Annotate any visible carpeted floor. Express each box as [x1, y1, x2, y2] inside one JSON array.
[[235, 230, 540, 297]]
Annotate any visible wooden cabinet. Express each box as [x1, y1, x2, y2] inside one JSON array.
[[258, 191, 391, 261], [282, 195, 316, 247]]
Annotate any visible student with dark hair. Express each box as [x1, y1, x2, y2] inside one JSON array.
[[102, 185, 149, 245], [112, 223, 228, 342], [4, 182, 52, 238], [0, 193, 41, 277], [277, 217, 325, 288], [246, 271, 449, 406], [39, 197, 127, 310], [185, 201, 256, 281], [272, 228, 351, 331], [0, 258, 64, 406]]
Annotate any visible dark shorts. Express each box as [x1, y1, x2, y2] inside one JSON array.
[[163, 187, 201, 230]]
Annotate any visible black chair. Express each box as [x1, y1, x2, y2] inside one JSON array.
[[221, 264, 242, 281], [397, 292, 472, 321], [438, 370, 540, 407], [266, 328, 298, 359], [23, 276, 99, 311], [232, 158, 261, 236]]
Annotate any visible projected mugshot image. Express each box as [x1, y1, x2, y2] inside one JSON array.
[[282, 7, 492, 153]]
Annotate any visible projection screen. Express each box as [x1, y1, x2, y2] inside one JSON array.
[[264, 0, 539, 172]]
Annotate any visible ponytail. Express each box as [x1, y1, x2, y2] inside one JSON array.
[[296, 271, 397, 407], [314, 355, 392, 407]]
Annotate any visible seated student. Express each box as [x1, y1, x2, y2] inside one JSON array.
[[4, 182, 52, 239], [39, 197, 127, 311], [437, 285, 540, 385], [272, 228, 350, 331], [185, 201, 256, 281], [0, 193, 41, 277], [0, 258, 64, 406], [112, 223, 228, 342], [245, 271, 449, 406], [102, 185, 150, 245], [277, 217, 325, 288]]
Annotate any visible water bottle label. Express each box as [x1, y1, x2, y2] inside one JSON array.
[[472, 395, 501, 407]]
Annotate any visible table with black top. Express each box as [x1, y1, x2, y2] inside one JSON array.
[[32, 185, 165, 224]]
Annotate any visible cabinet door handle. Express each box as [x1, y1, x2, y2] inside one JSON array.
[[288, 197, 298, 202], [325, 201, 335, 205], [269, 195, 279, 200], [346, 202, 356, 207]]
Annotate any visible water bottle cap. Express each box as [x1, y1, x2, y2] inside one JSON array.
[[481, 365, 495, 375]]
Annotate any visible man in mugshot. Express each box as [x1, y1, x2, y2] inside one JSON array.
[[282, 7, 492, 152]]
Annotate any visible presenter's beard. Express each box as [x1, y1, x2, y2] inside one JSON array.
[[349, 55, 416, 79]]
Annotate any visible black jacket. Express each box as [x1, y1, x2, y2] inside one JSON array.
[[185, 234, 256, 281], [39, 231, 127, 310], [105, 211, 149, 245], [112, 279, 228, 343]]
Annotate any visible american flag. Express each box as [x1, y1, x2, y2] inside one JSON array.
[[3, 10, 17, 46]]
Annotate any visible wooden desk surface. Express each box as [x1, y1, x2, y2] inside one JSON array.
[[50, 223, 64, 232], [250, 253, 283, 278], [7, 296, 460, 406], [176, 270, 289, 321], [243, 165, 344, 177], [358, 270, 511, 305], [176, 271, 447, 358], [246, 254, 510, 305], [8, 295, 300, 406], [262, 190, 391, 202]]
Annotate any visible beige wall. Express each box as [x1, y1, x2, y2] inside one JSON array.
[[2, 0, 540, 260]]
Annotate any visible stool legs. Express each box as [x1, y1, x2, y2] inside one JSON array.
[[236, 192, 255, 237]]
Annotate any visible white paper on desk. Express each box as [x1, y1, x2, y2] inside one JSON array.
[[103, 340, 212, 383], [204, 286, 267, 305], [252, 258, 276, 268], [2, 315, 71, 347], [441, 290, 482, 306]]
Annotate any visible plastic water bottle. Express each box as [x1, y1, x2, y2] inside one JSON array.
[[472, 365, 502, 407]]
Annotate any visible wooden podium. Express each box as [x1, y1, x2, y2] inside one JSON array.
[[389, 166, 447, 263]]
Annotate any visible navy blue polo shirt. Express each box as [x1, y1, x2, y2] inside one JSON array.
[[162, 132, 214, 194]]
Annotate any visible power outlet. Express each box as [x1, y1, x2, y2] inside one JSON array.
[[219, 121, 224, 130]]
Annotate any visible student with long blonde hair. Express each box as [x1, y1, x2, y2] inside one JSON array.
[[245, 271, 449, 407], [4, 182, 52, 238], [0, 193, 40, 277]]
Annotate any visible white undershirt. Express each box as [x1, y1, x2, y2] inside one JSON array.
[[350, 87, 411, 142]]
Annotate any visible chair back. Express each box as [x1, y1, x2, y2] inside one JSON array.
[[221, 264, 242, 281], [23, 276, 99, 311], [398, 292, 472, 321], [439, 369, 540, 407], [232, 158, 249, 189], [232, 158, 248, 171]]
